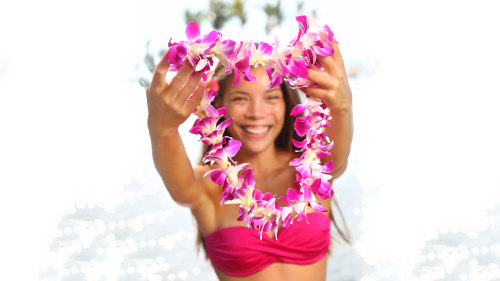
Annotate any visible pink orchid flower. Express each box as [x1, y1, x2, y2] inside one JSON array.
[[281, 187, 326, 223], [295, 163, 334, 200], [210, 38, 236, 73], [292, 15, 338, 65], [167, 22, 221, 72], [199, 118, 233, 145], [263, 37, 291, 88], [205, 163, 248, 188], [227, 41, 257, 86], [203, 139, 242, 169], [249, 41, 275, 68], [245, 190, 282, 239], [193, 89, 226, 119], [189, 115, 222, 138], [280, 206, 294, 228]]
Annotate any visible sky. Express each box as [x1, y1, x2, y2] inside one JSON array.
[[1, 0, 499, 280]]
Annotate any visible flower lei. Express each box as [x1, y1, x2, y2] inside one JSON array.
[[167, 15, 337, 240]]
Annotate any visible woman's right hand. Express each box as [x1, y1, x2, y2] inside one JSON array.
[[146, 49, 206, 137]]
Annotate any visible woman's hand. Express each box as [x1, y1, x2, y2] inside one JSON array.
[[303, 43, 352, 113], [146, 50, 206, 137]]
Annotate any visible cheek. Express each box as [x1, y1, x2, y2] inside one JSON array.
[[274, 102, 286, 128], [224, 105, 242, 121]]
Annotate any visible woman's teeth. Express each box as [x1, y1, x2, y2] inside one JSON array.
[[242, 126, 270, 135]]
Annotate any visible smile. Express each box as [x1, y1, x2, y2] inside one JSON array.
[[241, 126, 271, 135]]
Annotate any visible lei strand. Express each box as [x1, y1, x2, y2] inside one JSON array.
[[167, 15, 337, 240]]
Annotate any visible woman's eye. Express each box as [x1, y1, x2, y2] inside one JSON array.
[[232, 97, 245, 101], [267, 95, 280, 100]]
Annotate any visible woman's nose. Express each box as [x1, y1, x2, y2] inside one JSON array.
[[246, 100, 265, 118]]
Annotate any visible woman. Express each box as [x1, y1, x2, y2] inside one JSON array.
[[146, 42, 353, 281]]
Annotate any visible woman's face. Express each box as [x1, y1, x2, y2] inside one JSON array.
[[219, 67, 286, 155]]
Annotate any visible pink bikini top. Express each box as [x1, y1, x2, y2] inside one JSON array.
[[204, 212, 331, 277]]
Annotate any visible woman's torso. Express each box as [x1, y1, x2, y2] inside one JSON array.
[[190, 151, 332, 281]]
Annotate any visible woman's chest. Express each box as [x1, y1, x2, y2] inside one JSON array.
[[214, 166, 296, 226], [199, 164, 331, 237]]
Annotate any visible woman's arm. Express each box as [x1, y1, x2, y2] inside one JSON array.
[[146, 50, 207, 207], [302, 43, 354, 179], [149, 130, 202, 206], [325, 106, 353, 179]]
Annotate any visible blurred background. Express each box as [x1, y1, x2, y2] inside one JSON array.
[[1, 0, 499, 280]]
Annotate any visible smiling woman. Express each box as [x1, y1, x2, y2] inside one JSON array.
[[145, 16, 354, 280]]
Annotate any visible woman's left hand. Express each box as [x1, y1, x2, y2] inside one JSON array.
[[302, 43, 353, 113]]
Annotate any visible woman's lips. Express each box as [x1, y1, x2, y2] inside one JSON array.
[[241, 125, 271, 136]]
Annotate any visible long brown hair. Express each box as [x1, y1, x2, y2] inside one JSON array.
[[195, 63, 352, 258]]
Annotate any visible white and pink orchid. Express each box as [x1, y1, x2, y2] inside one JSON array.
[[166, 22, 221, 72]]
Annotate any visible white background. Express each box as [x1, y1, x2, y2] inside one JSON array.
[[1, 0, 499, 280]]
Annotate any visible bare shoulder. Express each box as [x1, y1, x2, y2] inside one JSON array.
[[192, 164, 222, 205], [192, 165, 208, 179], [193, 165, 218, 192]]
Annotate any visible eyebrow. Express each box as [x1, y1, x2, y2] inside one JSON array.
[[229, 88, 281, 95]]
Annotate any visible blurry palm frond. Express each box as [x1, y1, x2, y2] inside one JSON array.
[[138, 41, 155, 89], [143, 41, 155, 74], [185, 10, 205, 26], [209, 0, 232, 30], [184, 0, 248, 31], [230, 0, 246, 25], [138, 78, 150, 89], [297, 1, 304, 12], [312, 9, 317, 19], [158, 48, 167, 57], [144, 53, 155, 74], [263, 0, 283, 34]]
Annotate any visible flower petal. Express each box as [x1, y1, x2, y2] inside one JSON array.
[[226, 139, 242, 158], [321, 160, 333, 173], [292, 138, 308, 148], [202, 30, 219, 43], [289, 59, 308, 79], [205, 169, 227, 185], [232, 68, 242, 86], [286, 188, 302, 201], [240, 167, 255, 187], [258, 41, 273, 55], [185, 22, 200, 41], [195, 58, 208, 72], [166, 44, 187, 65], [310, 201, 327, 212], [294, 116, 312, 137], [290, 104, 307, 116]]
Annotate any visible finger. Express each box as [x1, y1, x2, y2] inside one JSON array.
[[307, 69, 335, 89], [331, 43, 345, 66], [184, 82, 206, 113], [168, 63, 195, 92], [176, 71, 204, 101], [150, 48, 171, 89], [302, 87, 329, 101], [317, 55, 345, 79], [317, 55, 336, 76]]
